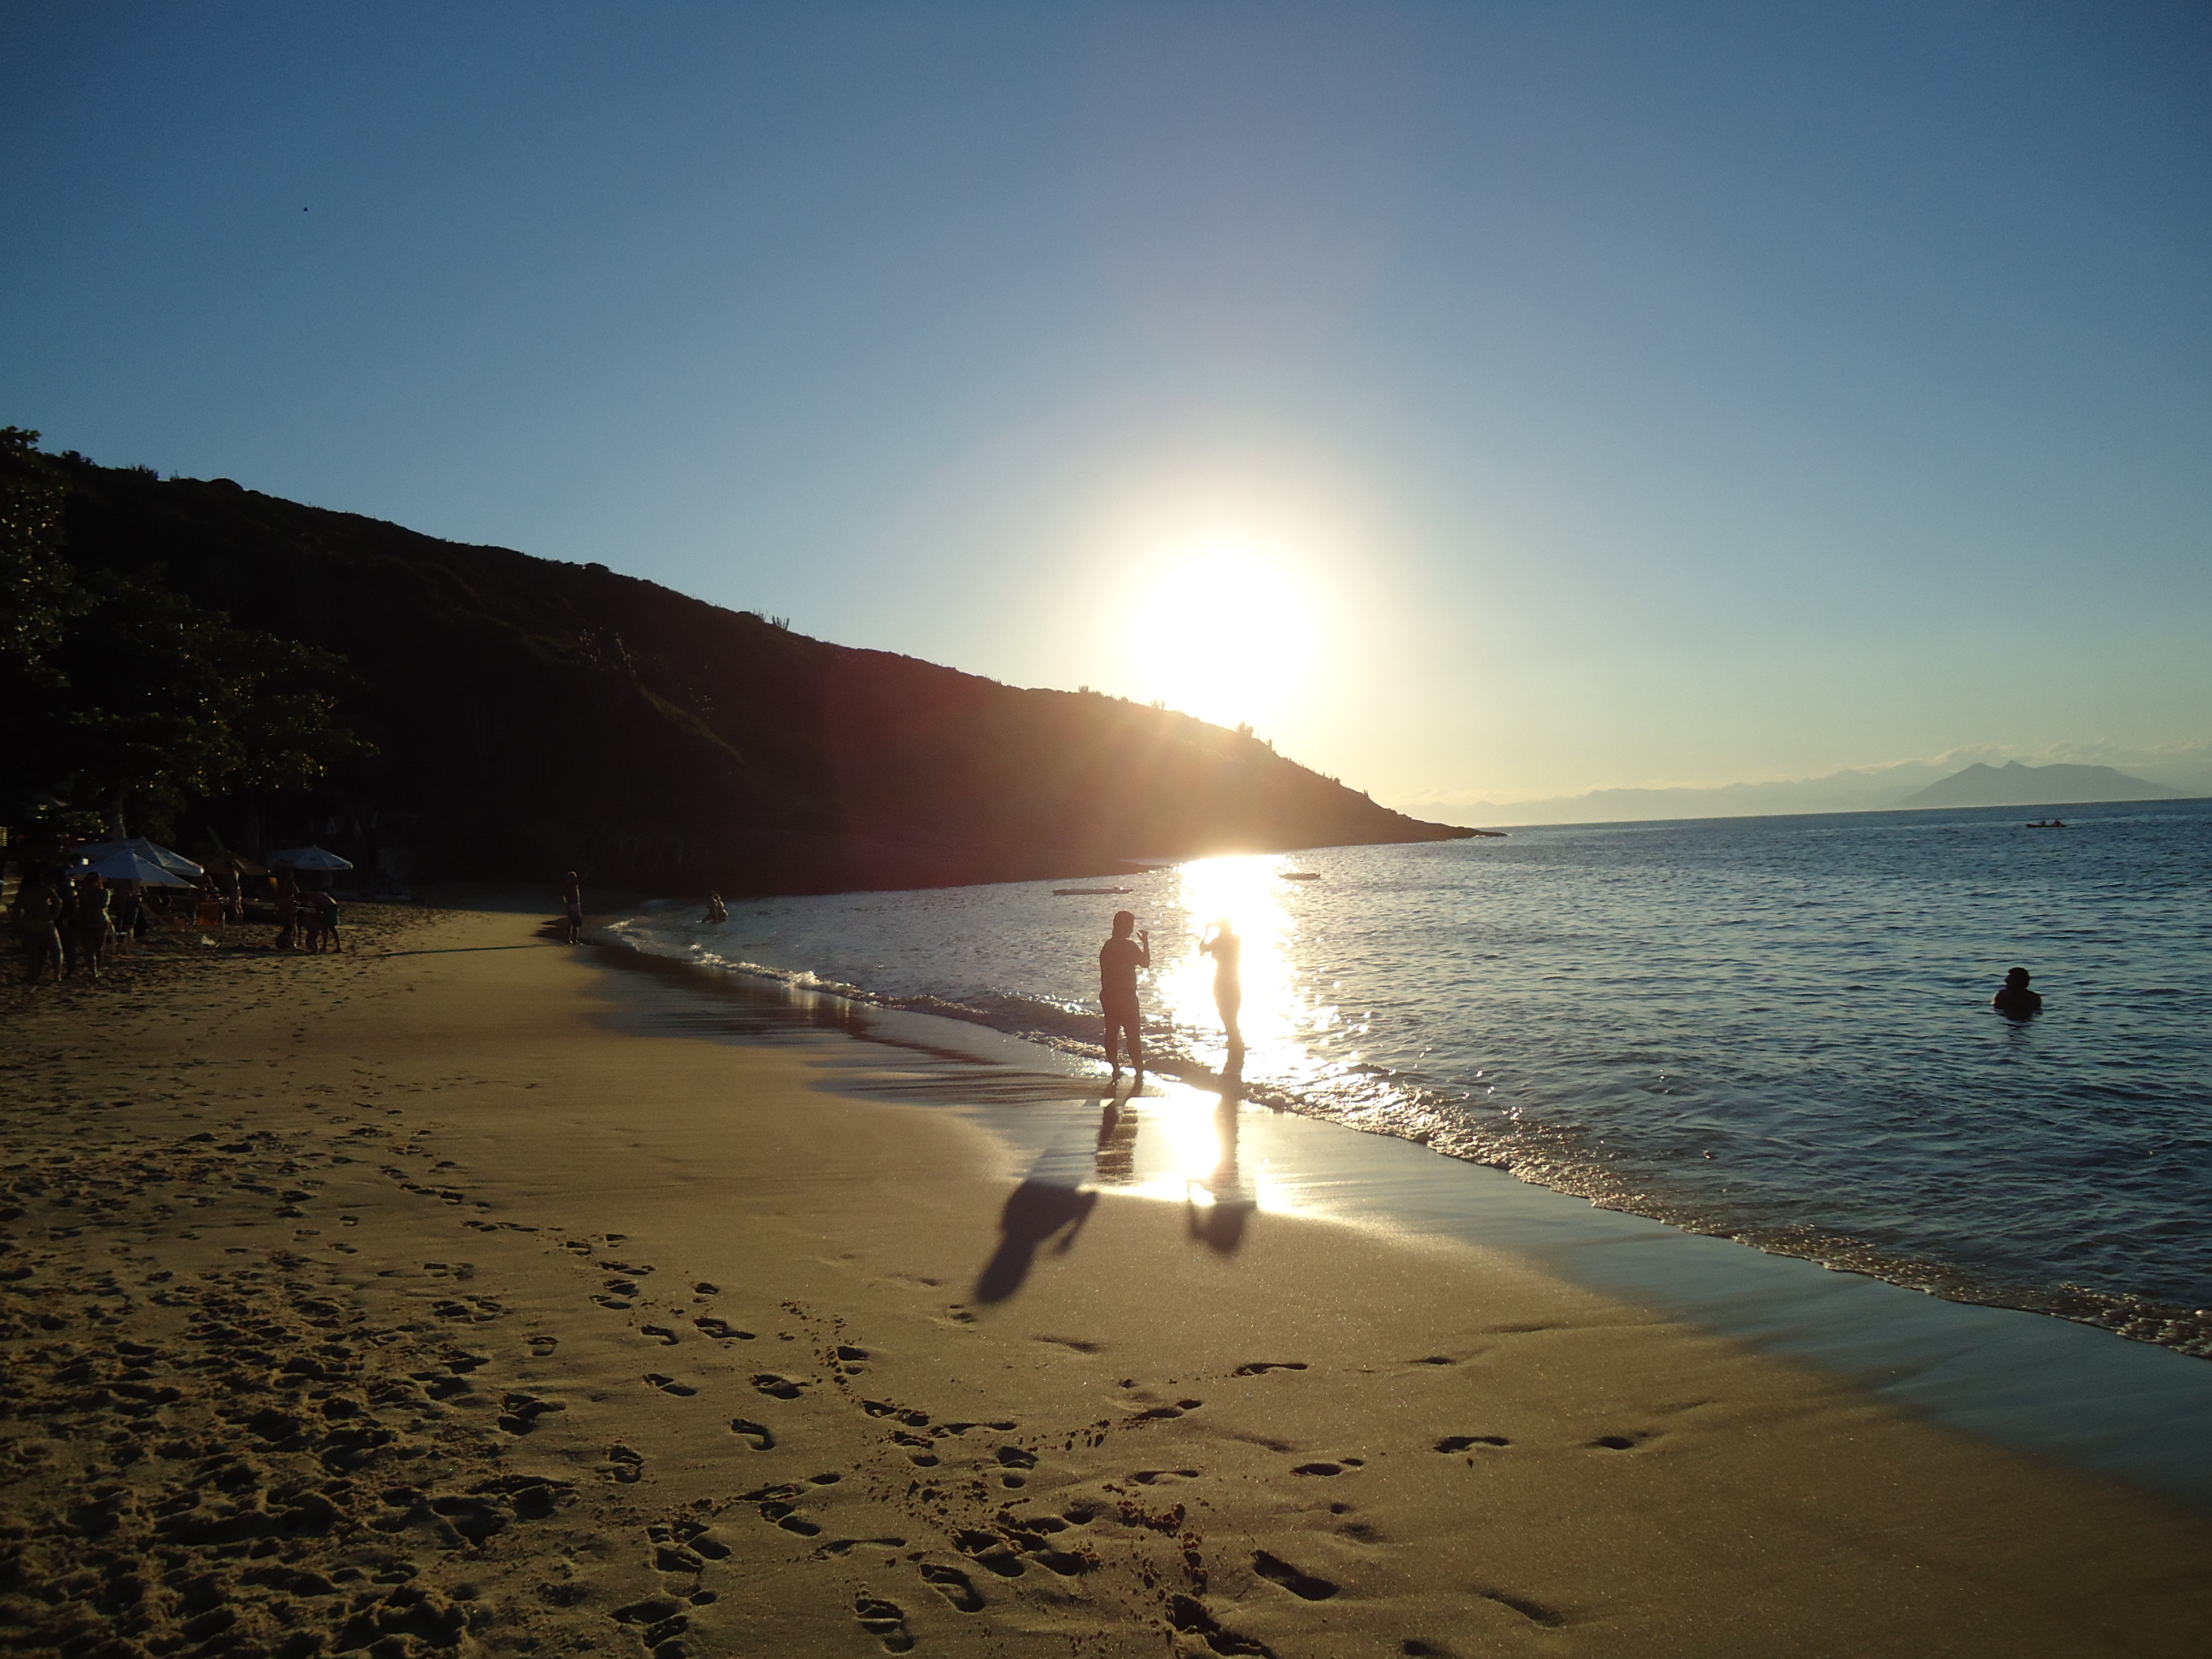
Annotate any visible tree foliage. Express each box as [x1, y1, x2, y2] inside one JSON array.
[[0, 428, 87, 678], [0, 431, 368, 840]]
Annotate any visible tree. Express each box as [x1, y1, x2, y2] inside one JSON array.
[[0, 431, 369, 847], [0, 428, 85, 678]]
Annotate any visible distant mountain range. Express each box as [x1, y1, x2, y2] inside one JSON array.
[[1895, 761, 2174, 809], [1419, 749, 2209, 827]]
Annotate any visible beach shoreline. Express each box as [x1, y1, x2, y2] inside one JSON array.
[[4, 902, 2209, 1657], [585, 930, 2212, 1511]]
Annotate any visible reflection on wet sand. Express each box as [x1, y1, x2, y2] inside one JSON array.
[[974, 1062, 1263, 1298], [1186, 1053, 1254, 1254]]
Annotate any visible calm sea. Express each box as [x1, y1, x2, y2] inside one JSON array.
[[612, 798, 2212, 1359]]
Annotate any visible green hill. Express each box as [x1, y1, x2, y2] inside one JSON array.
[[35, 454, 1471, 891]]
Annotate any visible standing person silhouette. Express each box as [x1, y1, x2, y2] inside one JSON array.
[[1098, 910, 1150, 1081], [561, 871, 583, 946], [1200, 917, 1244, 1051]]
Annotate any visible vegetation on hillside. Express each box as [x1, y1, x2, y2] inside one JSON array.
[[0, 430, 364, 864]]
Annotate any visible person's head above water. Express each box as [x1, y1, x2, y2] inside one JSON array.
[[1111, 910, 1135, 938], [2005, 967, 2032, 988]]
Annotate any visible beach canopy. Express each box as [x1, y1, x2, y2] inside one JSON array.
[[76, 848, 195, 888], [72, 836, 204, 880], [267, 846, 354, 871]]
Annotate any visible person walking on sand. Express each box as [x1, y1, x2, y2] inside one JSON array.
[[561, 871, 584, 945], [1200, 917, 1244, 1051], [70, 873, 113, 978], [272, 868, 300, 952], [314, 888, 343, 952], [11, 873, 66, 985], [1099, 909, 1150, 1080]]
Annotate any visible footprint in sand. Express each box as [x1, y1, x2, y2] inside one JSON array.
[[496, 1393, 568, 1435], [1435, 1435, 1510, 1453], [920, 1563, 986, 1612], [604, 1444, 645, 1483], [752, 1496, 823, 1538], [751, 1374, 807, 1400], [1130, 1398, 1203, 1422], [639, 1324, 680, 1346], [643, 1373, 697, 1397], [527, 1334, 558, 1358], [1479, 1588, 1569, 1627], [728, 1417, 777, 1450], [694, 1316, 754, 1341], [860, 1399, 928, 1424], [1587, 1432, 1651, 1451], [1232, 1360, 1309, 1376], [1253, 1550, 1340, 1601], [853, 1593, 915, 1652]]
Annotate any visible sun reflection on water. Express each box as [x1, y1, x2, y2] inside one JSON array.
[[1155, 853, 1359, 1101]]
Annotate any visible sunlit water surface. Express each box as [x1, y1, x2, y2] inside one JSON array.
[[612, 800, 2212, 1357]]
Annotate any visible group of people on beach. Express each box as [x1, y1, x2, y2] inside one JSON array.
[[9, 871, 130, 982], [7, 859, 345, 984], [269, 867, 345, 954]]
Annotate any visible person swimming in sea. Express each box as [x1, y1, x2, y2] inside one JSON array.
[[1993, 967, 2043, 1019], [1199, 917, 1244, 1051]]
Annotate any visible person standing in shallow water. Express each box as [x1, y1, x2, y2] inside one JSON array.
[[561, 871, 583, 946], [1994, 967, 2043, 1019], [1200, 917, 1244, 1051], [1098, 910, 1150, 1080]]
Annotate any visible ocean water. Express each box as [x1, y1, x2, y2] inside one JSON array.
[[610, 798, 2212, 1358]]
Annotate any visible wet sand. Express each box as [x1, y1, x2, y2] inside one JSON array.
[[3, 902, 2209, 1658]]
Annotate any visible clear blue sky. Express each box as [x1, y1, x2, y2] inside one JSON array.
[[5, 1, 2207, 810]]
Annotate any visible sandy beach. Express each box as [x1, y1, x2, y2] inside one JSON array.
[[4, 902, 2209, 1659]]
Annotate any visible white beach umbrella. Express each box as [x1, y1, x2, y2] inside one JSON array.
[[267, 846, 355, 871], [72, 836, 205, 880], [76, 848, 194, 888]]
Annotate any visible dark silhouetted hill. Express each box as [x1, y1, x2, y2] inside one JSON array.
[[47, 457, 1472, 890], [1898, 761, 2174, 810]]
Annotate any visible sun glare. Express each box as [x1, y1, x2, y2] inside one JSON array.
[[1124, 538, 1323, 730]]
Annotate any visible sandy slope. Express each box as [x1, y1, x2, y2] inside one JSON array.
[[3, 904, 2208, 1659]]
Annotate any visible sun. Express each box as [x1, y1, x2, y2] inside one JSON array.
[[1124, 538, 1323, 730]]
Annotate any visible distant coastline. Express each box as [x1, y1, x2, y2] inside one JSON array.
[[1423, 754, 2211, 829], [1435, 792, 2209, 835]]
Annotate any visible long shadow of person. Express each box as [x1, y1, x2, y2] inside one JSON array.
[[975, 1182, 1098, 1304], [974, 1081, 1131, 1303], [1188, 1053, 1256, 1255]]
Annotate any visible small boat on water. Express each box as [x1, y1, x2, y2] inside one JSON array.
[[1279, 871, 1321, 881], [2026, 819, 2069, 830], [1054, 886, 1130, 896]]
